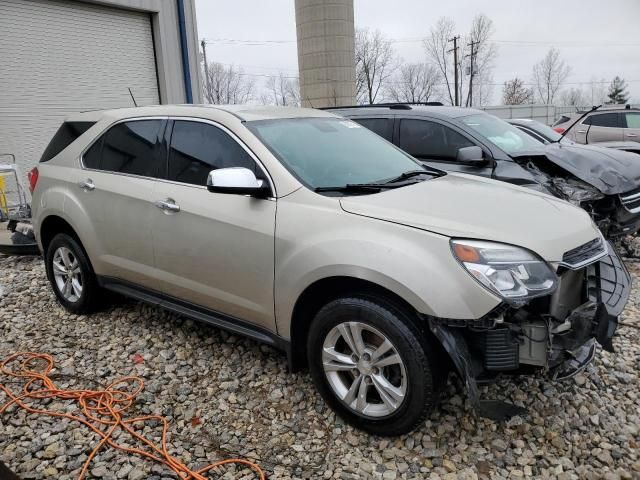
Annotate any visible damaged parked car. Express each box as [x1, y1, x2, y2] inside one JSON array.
[[31, 105, 630, 435], [330, 104, 640, 239]]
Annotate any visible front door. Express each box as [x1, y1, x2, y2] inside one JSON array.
[[151, 119, 276, 330]]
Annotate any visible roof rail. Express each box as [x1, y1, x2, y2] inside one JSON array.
[[321, 102, 444, 110]]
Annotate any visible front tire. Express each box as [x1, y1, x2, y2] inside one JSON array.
[[45, 233, 101, 314], [307, 296, 438, 436]]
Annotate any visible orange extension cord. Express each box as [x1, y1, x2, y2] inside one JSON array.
[[0, 352, 265, 480]]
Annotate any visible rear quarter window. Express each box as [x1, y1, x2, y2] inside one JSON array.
[[40, 121, 95, 162]]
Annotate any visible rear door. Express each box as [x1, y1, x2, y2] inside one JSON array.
[[397, 118, 494, 177], [350, 117, 394, 142], [580, 112, 623, 143], [623, 112, 640, 143], [151, 119, 276, 330], [75, 118, 166, 288]]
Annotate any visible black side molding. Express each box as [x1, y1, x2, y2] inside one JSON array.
[[97, 276, 290, 354]]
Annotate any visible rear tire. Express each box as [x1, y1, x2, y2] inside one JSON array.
[[307, 296, 438, 436], [45, 233, 101, 314]]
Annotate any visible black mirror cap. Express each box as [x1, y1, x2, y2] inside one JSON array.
[[207, 183, 271, 197], [456, 146, 487, 166]]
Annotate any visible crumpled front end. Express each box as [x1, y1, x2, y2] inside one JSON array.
[[428, 239, 631, 419], [518, 157, 640, 238]]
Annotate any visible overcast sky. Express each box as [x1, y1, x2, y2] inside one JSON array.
[[195, 0, 640, 104]]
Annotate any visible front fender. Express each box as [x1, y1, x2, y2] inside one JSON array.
[[274, 190, 501, 338]]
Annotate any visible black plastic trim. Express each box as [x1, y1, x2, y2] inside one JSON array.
[[97, 276, 290, 353]]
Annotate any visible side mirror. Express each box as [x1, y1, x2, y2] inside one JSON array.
[[207, 167, 269, 197], [456, 146, 486, 166]]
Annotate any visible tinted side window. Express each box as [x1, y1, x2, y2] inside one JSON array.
[[168, 121, 256, 186], [352, 118, 393, 141], [40, 121, 96, 162], [399, 119, 474, 160], [101, 120, 164, 177], [624, 112, 640, 128], [587, 113, 619, 128], [82, 138, 102, 169]]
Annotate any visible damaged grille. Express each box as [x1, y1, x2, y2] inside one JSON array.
[[561, 237, 607, 268], [620, 186, 640, 213]]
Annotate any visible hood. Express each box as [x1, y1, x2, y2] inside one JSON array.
[[340, 173, 600, 263], [527, 143, 640, 195]]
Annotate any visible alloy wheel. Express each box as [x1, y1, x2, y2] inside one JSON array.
[[322, 321, 407, 418], [51, 246, 83, 302]]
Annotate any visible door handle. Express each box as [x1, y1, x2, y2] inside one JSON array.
[[576, 130, 587, 134], [627, 133, 637, 137], [154, 199, 180, 213], [77, 179, 95, 191]]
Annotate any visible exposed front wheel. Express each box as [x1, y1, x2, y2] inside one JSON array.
[[307, 296, 438, 436], [45, 233, 101, 314]]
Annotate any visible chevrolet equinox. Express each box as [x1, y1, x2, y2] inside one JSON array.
[[30, 105, 630, 435]]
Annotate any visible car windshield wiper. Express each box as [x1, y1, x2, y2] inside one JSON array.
[[314, 183, 388, 193], [315, 169, 442, 194], [381, 169, 441, 184]]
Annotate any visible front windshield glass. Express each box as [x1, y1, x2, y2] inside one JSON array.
[[461, 113, 542, 155], [527, 120, 563, 142], [247, 117, 425, 189]]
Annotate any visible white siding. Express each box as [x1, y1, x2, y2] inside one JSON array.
[[0, 0, 160, 173]]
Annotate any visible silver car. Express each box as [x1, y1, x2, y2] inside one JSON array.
[[30, 105, 630, 435], [553, 106, 640, 144]]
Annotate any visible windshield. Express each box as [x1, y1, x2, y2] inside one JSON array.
[[524, 120, 563, 143], [460, 113, 542, 155], [247, 117, 426, 190]]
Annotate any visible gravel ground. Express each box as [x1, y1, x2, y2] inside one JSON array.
[[0, 255, 639, 480]]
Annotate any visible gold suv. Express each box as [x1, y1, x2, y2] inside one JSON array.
[[30, 105, 630, 435]]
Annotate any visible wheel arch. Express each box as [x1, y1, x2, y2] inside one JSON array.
[[39, 215, 94, 273], [288, 276, 441, 372]]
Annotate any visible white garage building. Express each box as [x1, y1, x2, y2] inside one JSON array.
[[0, 0, 202, 173]]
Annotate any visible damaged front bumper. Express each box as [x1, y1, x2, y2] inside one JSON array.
[[427, 242, 631, 420]]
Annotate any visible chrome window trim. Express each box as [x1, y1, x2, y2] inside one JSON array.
[[78, 115, 277, 198]]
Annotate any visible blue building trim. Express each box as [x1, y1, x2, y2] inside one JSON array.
[[176, 0, 193, 103]]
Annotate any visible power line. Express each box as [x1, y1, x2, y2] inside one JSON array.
[[202, 36, 640, 48]]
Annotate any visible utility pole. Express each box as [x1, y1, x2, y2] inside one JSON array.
[[447, 36, 460, 106], [201, 39, 210, 102], [466, 40, 479, 107]]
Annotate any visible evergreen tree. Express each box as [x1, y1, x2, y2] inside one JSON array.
[[607, 76, 629, 104]]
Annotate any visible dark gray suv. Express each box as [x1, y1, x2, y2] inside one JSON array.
[[327, 104, 640, 239]]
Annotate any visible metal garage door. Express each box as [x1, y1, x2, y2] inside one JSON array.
[[0, 0, 160, 174]]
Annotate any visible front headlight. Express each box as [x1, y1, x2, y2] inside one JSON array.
[[451, 239, 558, 303]]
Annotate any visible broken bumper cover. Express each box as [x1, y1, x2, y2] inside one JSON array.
[[425, 243, 631, 420], [588, 243, 632, 351]]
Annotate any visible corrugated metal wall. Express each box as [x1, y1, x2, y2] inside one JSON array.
[[0, 0, 160, 173]]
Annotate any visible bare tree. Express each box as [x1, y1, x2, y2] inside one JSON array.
[[424, 15, 496, 107], [386, 63, 441, 103], [502, 77, 533, 105], [463, 14, 497, 107], [203, 62, 255, 104], [560, 87, 587, 106], [261, 73, 300, 106], [423, 17, 456, 105], [532, 48, 571, 104], [355, 28, 397, 104]]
